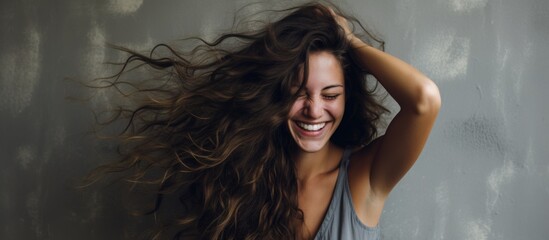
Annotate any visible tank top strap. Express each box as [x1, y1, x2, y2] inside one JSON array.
[[314, 146, 381, 239], [340, 147, 353, 169]]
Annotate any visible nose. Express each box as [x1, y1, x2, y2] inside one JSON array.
[[303, 97, 323, 119]]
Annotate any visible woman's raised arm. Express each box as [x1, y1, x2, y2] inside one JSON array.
[[333, 10, 442, 199]]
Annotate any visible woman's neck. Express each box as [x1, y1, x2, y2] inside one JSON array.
[[293, 142, 344, 182]]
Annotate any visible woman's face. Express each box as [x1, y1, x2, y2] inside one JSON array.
[[288, 51, 345, 153]]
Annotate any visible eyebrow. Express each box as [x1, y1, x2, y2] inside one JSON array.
[[291, 84, 344, 91], [322, 84, 344, 91]]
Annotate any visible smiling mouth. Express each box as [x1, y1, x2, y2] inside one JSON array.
[[296, 121, 326, 131]]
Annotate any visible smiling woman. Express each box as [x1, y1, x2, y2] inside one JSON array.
[[288, 51, 346, 153], [84, 2, 439, 240]]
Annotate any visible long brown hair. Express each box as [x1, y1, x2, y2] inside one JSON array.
[[84, 2, 387, 239]]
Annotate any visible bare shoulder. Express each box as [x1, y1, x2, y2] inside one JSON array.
[[349, 137, 384, 170], [348, 137, 384, 193]]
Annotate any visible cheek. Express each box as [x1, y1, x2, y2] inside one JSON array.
[[288, 100, 303, 117], [330, 99, 346, 119]]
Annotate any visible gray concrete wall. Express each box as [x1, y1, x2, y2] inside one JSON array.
[[1, 0, 548, 239]]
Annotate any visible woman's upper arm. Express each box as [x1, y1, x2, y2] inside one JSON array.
[[366, 80, 441, 199]]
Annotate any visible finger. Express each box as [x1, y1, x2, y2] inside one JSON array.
[[328, 7, 336, 16], [329, 8, 342, 21]]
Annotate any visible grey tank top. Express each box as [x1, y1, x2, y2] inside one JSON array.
[[313, 148, 381, 240]]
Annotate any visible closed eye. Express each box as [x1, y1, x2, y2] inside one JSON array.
[[297, 93, 307, 99], [323, 94, 340, 100]]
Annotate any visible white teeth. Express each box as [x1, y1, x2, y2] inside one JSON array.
[[297, 122, 326, 131]]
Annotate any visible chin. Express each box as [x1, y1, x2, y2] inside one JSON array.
[[295, 141, 327, 153]]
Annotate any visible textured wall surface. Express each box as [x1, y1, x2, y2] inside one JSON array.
[[1, 0, 548, 239]]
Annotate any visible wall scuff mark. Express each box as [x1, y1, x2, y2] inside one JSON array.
[[412, 30, 470, 82], [0, 27, 41, 115], [107, 0, 143, 15]]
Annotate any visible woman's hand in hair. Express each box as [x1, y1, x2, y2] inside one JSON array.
[[328, 8, 365, 48]]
